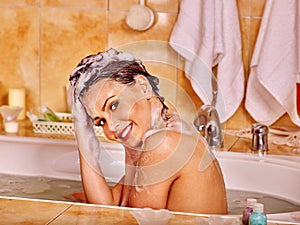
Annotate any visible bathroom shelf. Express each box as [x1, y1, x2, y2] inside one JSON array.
[[31, 113, 104, 136]]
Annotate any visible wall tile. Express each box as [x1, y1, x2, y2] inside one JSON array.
[[108, 11, 178, 47], [109, 0, 179, 13], [239, 17, 251, 80], [272, 113, 298, 128], [225, 102, 254, 129], [251, 0, 266, 17], [176, 68, 201, 122], [147, 0, 179, 13], [0, 6, 39, 110], [0, 0, 296, 131], [115, 40, 177, 69], [109, 0, 137, 11], [143, 62, 177, 106], [40, 8, 108, 112], [237, 0, 251, 17], [41, 0, 107, 9], [0, 0, 38, 5]]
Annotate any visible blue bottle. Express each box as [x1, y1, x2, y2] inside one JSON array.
[[242, 198, 257, 225], [249, 203, 267, 225]]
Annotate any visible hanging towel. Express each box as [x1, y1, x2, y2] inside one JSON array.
[[169, 0, 244, 123], [245, 0, 300, 126]]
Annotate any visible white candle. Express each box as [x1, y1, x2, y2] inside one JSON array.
[[8, 88, 26, 120]]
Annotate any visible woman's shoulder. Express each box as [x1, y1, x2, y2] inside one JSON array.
[[142, 114, 202, 147], [135, 125, 207, 186], [140, 125, 205, 167]]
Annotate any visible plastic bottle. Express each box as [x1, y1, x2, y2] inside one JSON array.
[[249, 203, 267, 225], [242, 198, 257, 225]]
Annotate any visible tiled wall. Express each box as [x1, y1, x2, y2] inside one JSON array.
[[0, 0, 294, 130]]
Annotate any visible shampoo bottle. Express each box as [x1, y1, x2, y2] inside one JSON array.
[[249, 203, 267, 225], [242, 198, 257, 225]]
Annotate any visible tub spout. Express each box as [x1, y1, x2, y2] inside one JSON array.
[[193, 104, 223, 150]]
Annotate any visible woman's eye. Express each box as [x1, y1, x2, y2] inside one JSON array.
[[95, 118, 106, 127], [110, 101, 119, 111]]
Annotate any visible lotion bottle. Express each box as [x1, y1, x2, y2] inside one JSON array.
[[249, 203, 267, 225], [242, 198, 257, 225]]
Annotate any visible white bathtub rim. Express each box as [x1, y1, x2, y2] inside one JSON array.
[[1, 135, 300, 217], [216, 151, 300, 170]]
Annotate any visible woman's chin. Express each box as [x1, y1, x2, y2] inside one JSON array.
[[123, 138, 143, 150]]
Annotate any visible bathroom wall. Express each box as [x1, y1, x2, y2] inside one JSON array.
[[0, 0, 294, 130]]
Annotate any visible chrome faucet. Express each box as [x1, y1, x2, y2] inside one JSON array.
[[193, 74, 223, 150], [193, 99, 223, 150], [251, 123, 268, 152]]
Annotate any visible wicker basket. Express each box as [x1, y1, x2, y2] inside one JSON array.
[[32, 112, 104, 136]]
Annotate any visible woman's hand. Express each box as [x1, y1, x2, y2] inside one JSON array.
[[165, 111, 195, 135], [69, 85, 102, 174]]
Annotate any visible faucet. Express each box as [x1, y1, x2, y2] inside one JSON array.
[[251, 123, 268, 162], [193, 101, 223, 150], [251, 123, 268, 152], [193, 73, 223, 150]]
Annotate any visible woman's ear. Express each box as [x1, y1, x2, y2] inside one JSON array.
[[136, 75, 152, 97]]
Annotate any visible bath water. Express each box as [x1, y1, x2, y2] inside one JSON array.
[[227, 190, 300, 214], [0, 173, 300, 214]]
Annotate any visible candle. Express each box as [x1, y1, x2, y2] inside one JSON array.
[[8, 88, 26, 120], [4, 121, 19, 133]]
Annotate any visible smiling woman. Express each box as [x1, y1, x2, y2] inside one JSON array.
[[68, 48, 227, 214]]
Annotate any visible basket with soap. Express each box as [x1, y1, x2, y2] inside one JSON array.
[[27, 105, 103, 136]]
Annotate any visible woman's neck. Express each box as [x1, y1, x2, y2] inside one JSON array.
[[124, 147, 142, 166], [149, 97, 168, 130]]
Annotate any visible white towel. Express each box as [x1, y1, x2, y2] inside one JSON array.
[[245, 0, 300, 126], [169, 0, 244, 123]]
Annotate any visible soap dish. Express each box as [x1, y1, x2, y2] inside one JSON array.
[[130, 208, 173, 225]]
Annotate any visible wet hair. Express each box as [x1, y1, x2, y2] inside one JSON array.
[[69, 49, 168, 110]]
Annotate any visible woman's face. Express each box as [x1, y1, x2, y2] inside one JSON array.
[[82, 76, 153, 148]]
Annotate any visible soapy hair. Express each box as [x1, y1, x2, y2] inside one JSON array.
[[69, 48, 167, 110]]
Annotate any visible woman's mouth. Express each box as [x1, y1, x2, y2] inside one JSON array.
[[118, 123, 132, 141]]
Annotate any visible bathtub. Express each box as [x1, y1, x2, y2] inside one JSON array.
[[0, 134, 299, 223]]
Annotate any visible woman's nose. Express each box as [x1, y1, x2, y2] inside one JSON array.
[[103, 118, 120, 138], [105, 115, 120, 131]]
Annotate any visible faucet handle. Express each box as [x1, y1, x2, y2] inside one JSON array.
[[251, 123, 269, 151], [193, 104, 223, 149]]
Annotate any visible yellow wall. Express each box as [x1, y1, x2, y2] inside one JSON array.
[[0, 0, 295, 129]]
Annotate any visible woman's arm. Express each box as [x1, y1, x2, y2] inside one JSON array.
[[79, 153, 123, 205], [69, 86, 123, 206]]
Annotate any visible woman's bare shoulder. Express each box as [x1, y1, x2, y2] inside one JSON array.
[[140, 128, 205, 167]]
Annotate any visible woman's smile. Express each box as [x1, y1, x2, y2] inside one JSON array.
[[118, 123, 133, 141]]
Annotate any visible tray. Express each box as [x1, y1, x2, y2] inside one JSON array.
[[32, 112, 104, 136]]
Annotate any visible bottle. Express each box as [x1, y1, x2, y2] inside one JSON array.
[[242, 198, 257, 225], [249, 203, 267, 225]]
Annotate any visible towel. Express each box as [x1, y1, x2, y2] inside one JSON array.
[[169, 0, 244, 123], [245, 0, 300, 126]]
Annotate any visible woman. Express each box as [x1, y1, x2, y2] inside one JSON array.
[[69, 48, 227, 214]]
